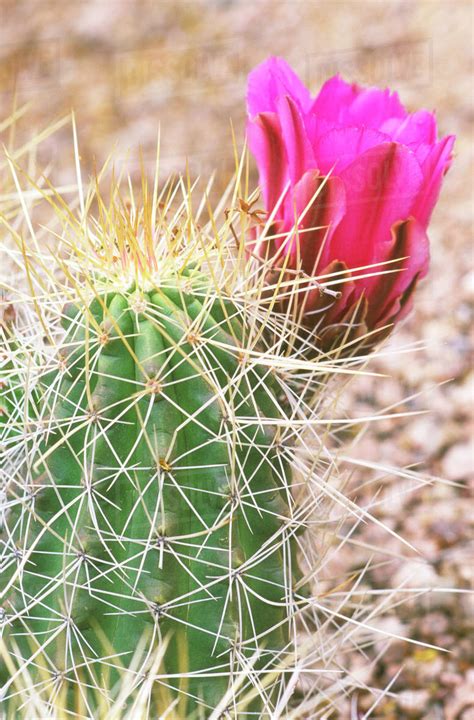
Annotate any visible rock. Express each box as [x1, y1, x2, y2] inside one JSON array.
[[445, 670, 474, 720], [441, 441, 474, 481], [440, 671, 463, 688], [397, 689, 430, 715], [371, 616, 409, 661], [430, 518, 466, 548], [409, 650, 444, 684], [448, 372, 474, 416], [348, 655, 373, 686], [375, 478, 424, 517], [408, 416, 444, 454], [418, 612, 449, 638], [393, 559, 442, 589]]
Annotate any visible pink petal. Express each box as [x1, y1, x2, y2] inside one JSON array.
[[329, 142, 424, 271], [298, 259, 357, 328], [366, 218, 429, 327], [312, 75, 407, 128], [303, 115, 334, 148], [247, 56, 312, 118], [246, 113, 289, 213], [348, 86, 407, 127], [380, 110, 437, 146], [277, 95, 316, 184], [314, 126, 390, 175], [311, 75, 360, 122], [282, 170, 346, 272], [412, 143, 433, 166], [411, 134, 455, 227], [310, 260, 357, 326]]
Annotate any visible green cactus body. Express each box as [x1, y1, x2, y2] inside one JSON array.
[[1, 275, 302, 718]]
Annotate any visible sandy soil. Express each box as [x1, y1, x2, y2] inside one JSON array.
[[0, 1, 472, 717]]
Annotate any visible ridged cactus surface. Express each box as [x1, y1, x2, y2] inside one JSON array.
[[1, 275, 303, 718]]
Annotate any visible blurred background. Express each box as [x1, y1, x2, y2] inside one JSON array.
[[0, 1, 472, 717]]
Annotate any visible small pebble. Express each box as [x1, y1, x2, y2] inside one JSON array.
[[441, 441, 474, 481], [397, 689, 430, 715]]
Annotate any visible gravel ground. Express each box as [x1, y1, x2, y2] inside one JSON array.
[[1, 1, 472, 717]]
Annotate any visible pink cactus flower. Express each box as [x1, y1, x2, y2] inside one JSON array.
[[247, 57, 455, 346]]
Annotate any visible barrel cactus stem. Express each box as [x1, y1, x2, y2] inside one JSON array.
[[0, 153, 328, 718]]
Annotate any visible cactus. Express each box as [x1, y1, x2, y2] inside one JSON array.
[[2, 271, 308, 718], [0, 142, 341, 718]]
